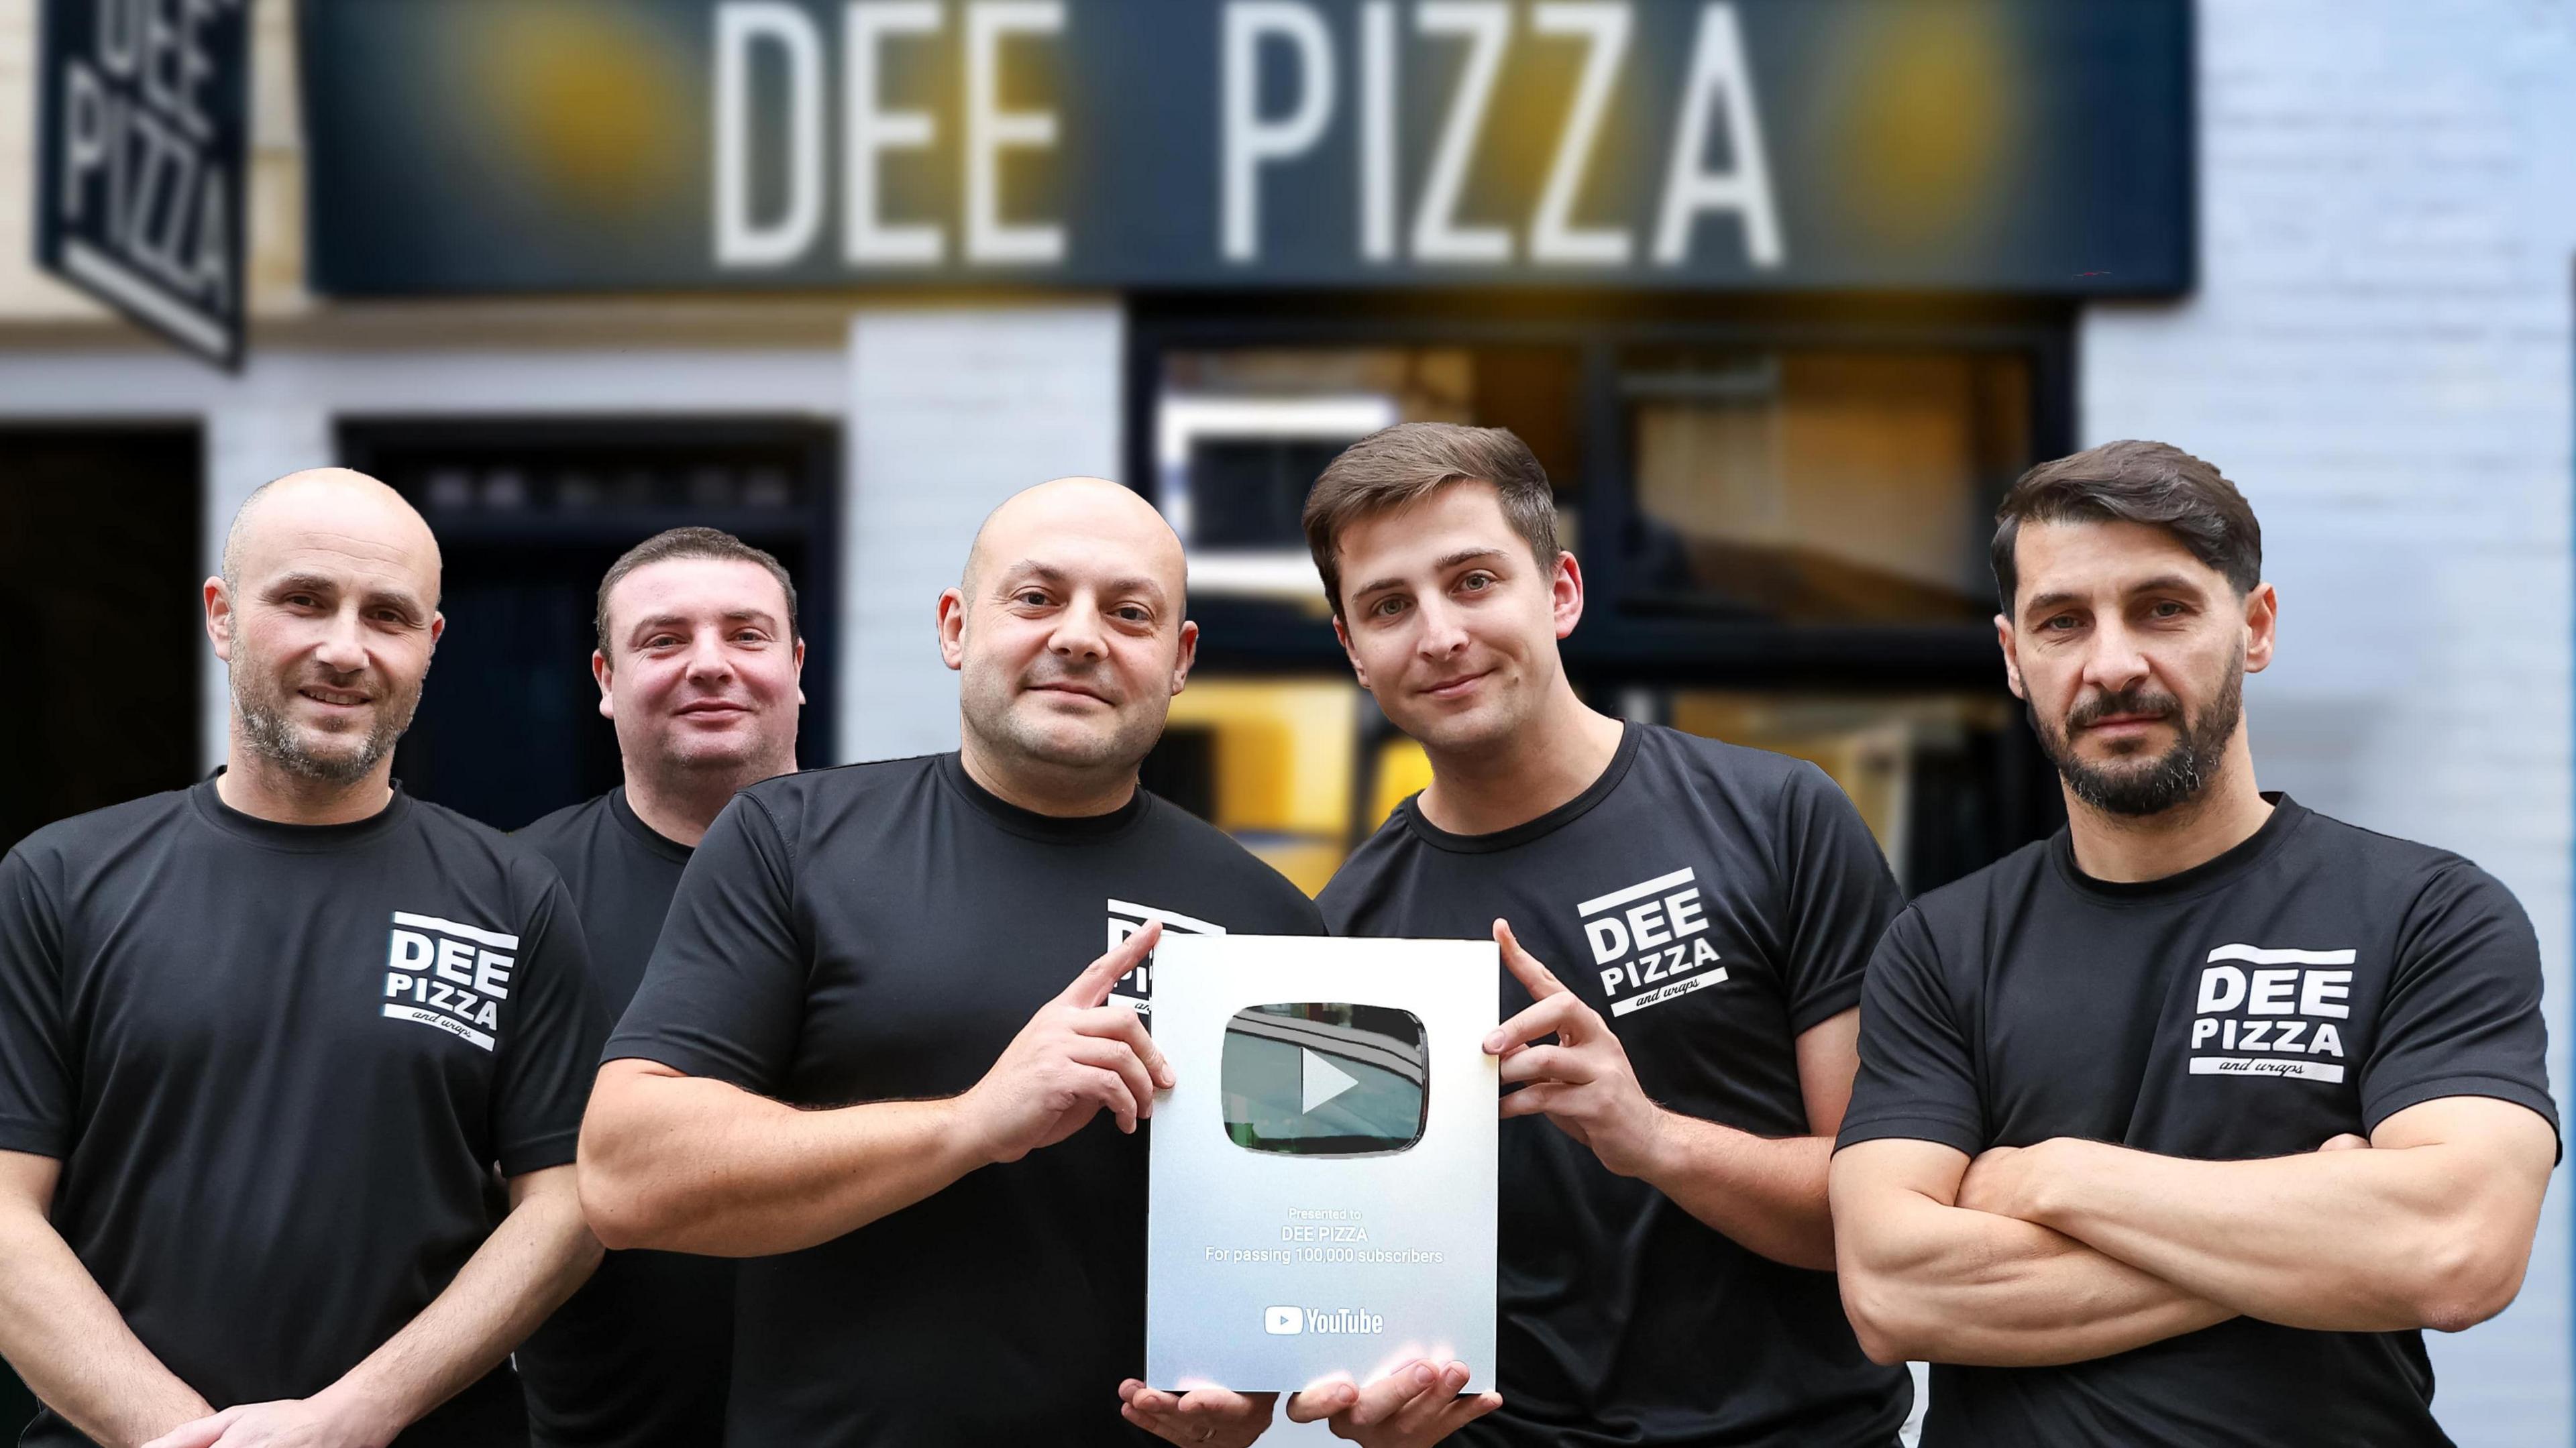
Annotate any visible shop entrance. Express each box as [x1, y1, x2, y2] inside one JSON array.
[[0, 425, 202, 852], [341, 419, 840, 831]]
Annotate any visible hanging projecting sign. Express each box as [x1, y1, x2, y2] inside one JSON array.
[[303, 0, 2190, 298], [36, 0, 249, 367]]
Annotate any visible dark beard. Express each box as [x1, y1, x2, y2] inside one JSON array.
[[2032, 657, 2243, 818]]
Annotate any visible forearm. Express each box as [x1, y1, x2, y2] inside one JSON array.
[[2025, 1139, 2527, 1332], [1636, 1113, 1837, 1270], [0, 1206, 213, 1448], [1838, 1188, 2229, 1366], [580, 1071, 988, 1256], [316, 1180, 602, 1443]]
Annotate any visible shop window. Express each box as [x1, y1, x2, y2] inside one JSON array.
[[1154, 345, 1582, 606], [1620, 348, 2030, 624]]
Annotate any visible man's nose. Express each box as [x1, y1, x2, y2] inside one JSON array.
[[313, 608, 369, 673]]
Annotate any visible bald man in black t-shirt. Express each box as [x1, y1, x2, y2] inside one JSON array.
[[0, 471, 606, 1448], [579, 480, 1320, 1448]]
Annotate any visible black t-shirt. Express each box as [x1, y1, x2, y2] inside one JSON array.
[[604, 755, 1325, 1448], [513, 788, 731, 1448], [0, 779, 606, 1448], [1319, 723, 1912, 1448], [1838, 794, 2558, 1447]]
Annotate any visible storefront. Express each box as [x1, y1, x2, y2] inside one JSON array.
[[274, 0, 2186, 881]]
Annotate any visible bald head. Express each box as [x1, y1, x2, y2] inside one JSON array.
[[963, 476, 1185, 606], [221, 468, 442, 604]]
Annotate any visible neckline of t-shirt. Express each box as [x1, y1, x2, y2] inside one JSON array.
[[934, 751, 1150, 844], [1397, 720, 1643, 855], [607, 787, 695, 865], [188, 772, 413, 852], [2047, 792, 2308, 903]]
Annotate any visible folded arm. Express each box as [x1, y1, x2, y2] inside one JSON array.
[[0, 1151, 214, 1448], [1829, 1137, 2233, 1366], [1982, 1097, 2555, 1333]]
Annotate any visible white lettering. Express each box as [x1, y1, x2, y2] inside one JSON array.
[[1528, 1, 1632, 264], [61, 64, 109, 224], [2241, 1019, 2274, 1050], [2311, 1022, 2345, 1058], [963, 0, 1065, 263], [1222, 1, 1335, 262], [1585, 915, 1630, 965], [388, 929, 435, 973], [843, 0, 943, 264], [434, 937, 476, 987], [1652, 2, 1781, 268], [1690, 936, 1721, 969], [1409, 1, 1511, 264], [1625, 898, 1672, 951], [2190, 1017, 2218, 1049], [1664, 887, 1708, 939], [2196, 964, 2247, 1014], [715, 1, 824, 267], [384, 971, 414, 999], [1599, 966, 1624, 993], [2249, 967, 2300, 1015], [474, 950, 515, 1001], [1358, 0, 1397, 261], [2300, 968, 2353, 1020]]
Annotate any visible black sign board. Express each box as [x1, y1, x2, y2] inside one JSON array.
[[36, 0, 250, 368], [305, 0, 2191, 299]]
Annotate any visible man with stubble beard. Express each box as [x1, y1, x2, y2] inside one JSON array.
[[1830, 441, 2556, 1446], [0, 470, 607, 1448], [578, 478, 1322, 1448], [515, 529, 808, 1447]]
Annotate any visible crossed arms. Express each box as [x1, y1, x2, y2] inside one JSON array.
[[1828, 1095, 2557, 1367]]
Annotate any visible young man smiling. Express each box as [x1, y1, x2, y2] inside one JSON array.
[[1828, 441, 2556, 1445], [1298, 425, 1912, 1447], [514, 528, 806, 1448]]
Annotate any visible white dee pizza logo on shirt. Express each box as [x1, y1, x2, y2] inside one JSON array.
[[1577, 867, 1727, 1018], [2188, 943, 2355, 1083], [1104, 899, 1225, 1013], [380, 911, 517, 1052]]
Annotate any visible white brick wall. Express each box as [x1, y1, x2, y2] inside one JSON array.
[[841, 304, 1126, 763], [2081, 2, 2576, 1441]]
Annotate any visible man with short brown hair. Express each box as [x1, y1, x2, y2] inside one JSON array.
[[514, 526, 807, 1447], [1830, 441, 2555, 1445], [1299, 423, 1912, 1447]]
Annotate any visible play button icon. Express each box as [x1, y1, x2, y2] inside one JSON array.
[[1302, 1048, 1360, 1113], [1220, 1003, 1430, 1157]]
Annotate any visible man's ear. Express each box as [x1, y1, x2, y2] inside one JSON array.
[[1169, 619, 1199, 696], [427, 612, 445, 651], [935, 588, 967, 672], [2242, 582, 2278, 675], [793, 636, 808, 704], [1994, 614, 2027, 700], [1551, 551, 1586, 641], [592, 650, 616, 721], [203, 577, 233, 662], [1330, 613, 1368, 691]]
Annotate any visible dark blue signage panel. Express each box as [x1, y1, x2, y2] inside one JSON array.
[[304, 0, 2190, 297], [38, 0, 250, 365]]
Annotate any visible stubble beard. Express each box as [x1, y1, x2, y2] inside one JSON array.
[[231, 648, 424, 787], [2033, 649, 2244, 819]]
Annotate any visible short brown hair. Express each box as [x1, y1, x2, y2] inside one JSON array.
[[1301, 423, 1559, 618], [595, 526, 800, 655], [1992, 441, 2261, 613]]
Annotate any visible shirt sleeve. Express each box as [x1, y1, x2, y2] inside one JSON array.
[[1835, 906, 1986, 1157], [604, 792, 807, 1095], [2358, 860, 2558, 1141], [1773, 761, 1907, 1035], [0, 847, 70, 1159], [491, 873, 611, 1178]]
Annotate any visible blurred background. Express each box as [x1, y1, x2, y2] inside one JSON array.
[[0, 0, 2568, 1441]]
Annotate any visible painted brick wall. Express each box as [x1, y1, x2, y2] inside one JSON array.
[[2080, 3, 2576, 1441], [842, 304, 1126, 763]]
